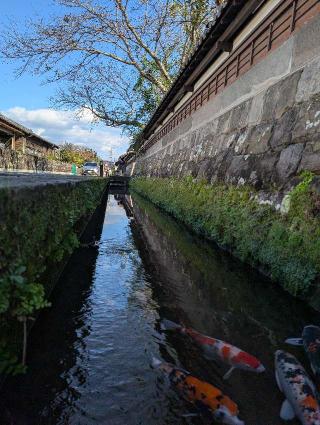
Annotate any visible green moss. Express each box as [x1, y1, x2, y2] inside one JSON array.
[[0, 178, 107, 374], [130, 175, 320, 298]]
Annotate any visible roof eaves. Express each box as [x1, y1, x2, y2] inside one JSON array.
[[0, 113, 59, 149], [140, 0, 261, 142]]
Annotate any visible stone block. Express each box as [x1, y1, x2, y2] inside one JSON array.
[[233, 124, 272, 155], [296, 57, 320, 103], [217, 109, 232, 134], [234, 128, 250, 154], [292, 94, 320, 142], [245, 124, 273, 155], [189, 130, 198, 148], [209, 132, 236, 157], [168, 127, 179, 144], [298, 141, 320, 173], [226, 152, 277, 188], [214, 149, 233, 180], [197, 121, 217, 146], [269, 108, 298, 151], [162, 136, 169, 148], [253, 153, 278, 187], [226, 155, 251, 184], [261, 71, 302, 121], [196, 159, 214, 181], [228, 99, 251, 133], [248, 92, 264, 125], [276, 144, 304, 182]]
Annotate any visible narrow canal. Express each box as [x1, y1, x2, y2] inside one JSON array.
[[1, 192, 320, 425]]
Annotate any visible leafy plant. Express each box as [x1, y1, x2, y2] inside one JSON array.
[[0, 265, 51, 368]]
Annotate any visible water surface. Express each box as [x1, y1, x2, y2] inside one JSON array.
[[1, 193, 319, 425]]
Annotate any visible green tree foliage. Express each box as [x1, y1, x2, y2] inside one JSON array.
[[57, 142, 100, 167]]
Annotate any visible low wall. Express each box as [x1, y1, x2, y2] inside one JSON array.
[[0, 146, 73, 174], [0, 174, 108, 374], [133, 13, 320, 191]]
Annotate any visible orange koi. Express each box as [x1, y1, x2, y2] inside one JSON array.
[[152, 357, 244, 425]]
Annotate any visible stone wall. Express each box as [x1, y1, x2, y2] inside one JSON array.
[[133, 13, 320, 191], [0, 145, 73, 174]]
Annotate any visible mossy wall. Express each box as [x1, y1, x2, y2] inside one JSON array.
[[0, 178, 107, 373], [130, 175, 320, 301]]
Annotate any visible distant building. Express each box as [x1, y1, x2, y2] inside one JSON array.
[[0, 113, 59, 156], [103, 160, 114, 169], [115, 151, 135, 176]]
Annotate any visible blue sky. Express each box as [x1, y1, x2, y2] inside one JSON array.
[[0, 0, 128, 160]]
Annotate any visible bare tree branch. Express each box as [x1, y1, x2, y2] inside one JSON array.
[[0, 0, 220, 139]]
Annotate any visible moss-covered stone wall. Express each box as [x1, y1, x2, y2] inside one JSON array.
[[130, 175, 320, 304], [0, 177, 107, 374]]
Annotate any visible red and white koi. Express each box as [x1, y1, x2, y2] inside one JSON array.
[[151, 357, 245, 425], [161, 319, 265, 379]]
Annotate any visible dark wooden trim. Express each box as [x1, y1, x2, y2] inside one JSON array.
[[183, 84, 194, 93], [216, 40, 233, 52]]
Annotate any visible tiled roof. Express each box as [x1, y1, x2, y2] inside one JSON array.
[[0, 112, 59, 149]]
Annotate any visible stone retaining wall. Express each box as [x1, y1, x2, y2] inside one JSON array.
[[0, 174, 108, 374], [0, 146, 73, 174]]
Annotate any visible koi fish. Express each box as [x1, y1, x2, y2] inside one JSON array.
[[275, 350, 320, 424], [286, 325, 320, 381], [161, 319, 265, 379], [151, 357, 244, 425]]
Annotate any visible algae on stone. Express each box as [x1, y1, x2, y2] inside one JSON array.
[[0, 178, 107, 374], [130, 175, 320, 299]]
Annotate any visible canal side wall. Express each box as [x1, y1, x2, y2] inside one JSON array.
[[0, 174, 108, 373], [132, 12, 320, 191], [130, 175, 320, 307]]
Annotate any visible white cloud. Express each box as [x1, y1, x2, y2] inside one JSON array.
[[3, 107, 129, 159]]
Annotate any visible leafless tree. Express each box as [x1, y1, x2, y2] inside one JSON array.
[[0, 0, 220, 135]]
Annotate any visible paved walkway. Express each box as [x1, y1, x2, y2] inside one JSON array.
[[0, 172, 98, 190]]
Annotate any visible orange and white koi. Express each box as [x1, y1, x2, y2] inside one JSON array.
[[161, 319, 265, 379], [151, 357, 244, 425], [275, 350, 320, 424]]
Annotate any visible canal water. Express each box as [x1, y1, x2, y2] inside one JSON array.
[[1, 193, 320, 425]]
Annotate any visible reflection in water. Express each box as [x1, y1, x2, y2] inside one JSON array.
[[1, 193, 319, 425]]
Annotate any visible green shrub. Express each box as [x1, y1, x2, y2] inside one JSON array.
[[0, 178, 107, 374], [130, 175, 320, 298]]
